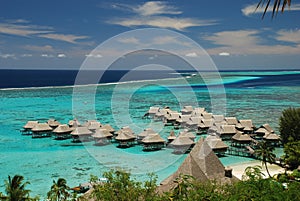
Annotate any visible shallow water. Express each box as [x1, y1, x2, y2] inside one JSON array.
[[0, 71, 299, 198]]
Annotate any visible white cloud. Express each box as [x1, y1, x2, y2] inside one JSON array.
[[203, 29, 300, 55], [242, 3, 300, 17], [0, 22, 51, 37], [21, 54, 33, 57], [57, 53, 66, 58], [108, 16, 216, 31], [39, 33, 89, 44], [219, 52, 230, 56], [133, 1, 181, 16], [185, 52, 198, 57], [41, 54, 54, 58], [85, 54, 103, 58], [276, 29, 300, 43], [23, 45, 55, 52], [0, 53, 16, 59]]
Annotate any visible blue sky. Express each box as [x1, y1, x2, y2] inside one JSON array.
[[0, 0, 300, 70]]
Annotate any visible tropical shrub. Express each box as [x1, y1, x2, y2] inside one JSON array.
[[279, 107, 300, 144]]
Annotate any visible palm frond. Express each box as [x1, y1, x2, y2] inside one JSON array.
[[257, 0, 292, 19]]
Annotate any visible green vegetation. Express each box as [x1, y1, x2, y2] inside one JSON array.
[[0, 175, 38, 201], [1, 169, 300, 201], [255, 141, 276, 177], [283, 141, 300, 170], [47, 178, 71, 201], [279, 107, 300, 144]]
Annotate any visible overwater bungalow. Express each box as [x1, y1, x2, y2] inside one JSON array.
[[31, 123, 53, 138], [213, 114, 225, 124], [201, 112, 213, 119], [163, 112, 181, 126], [186, 116, 201, 130], [218, 125, 237, 140], [206, 135, 229, 156], [263, 133, 281, 146], [142, 133, 166, 151], [198, 119, 213, 134], [154, 107, 171, 121], [225, 117, 239, 126], [47, 119, 60, 128], [137, 128, 156, 142], [71, 127, 93, 143], [254, 127, 269, 139], [176, 114, 191, 128], [178, 130, 196, 141], [68, 119, 81, 128], [181, 106, 194, 115], [53, 124, 72, 140], [115, 126, 135, 136], [87, 121, 102, 131], [21, 121, 38, 135], [146, 106, 160, 118], [231, 132, 253, 147], [101, 124, 115, 135], [167, 130, 176, 143], [115, 132, 136, 148], [191, 107, 205, 117], [170, 136, 195, 154], [92, 128, 113, 145], [237, 119, 255, 134]]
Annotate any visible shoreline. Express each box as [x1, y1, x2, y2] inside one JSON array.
[[228, 160, 285, 180]]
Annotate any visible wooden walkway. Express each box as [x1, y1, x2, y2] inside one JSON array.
[[226, 146, 256, 158]]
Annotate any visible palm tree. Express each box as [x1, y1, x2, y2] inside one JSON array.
[[257, 0, 292, 18], [255, 141, 276, 177], [4, 175, 31, 201], [47, 178, 70, 201]]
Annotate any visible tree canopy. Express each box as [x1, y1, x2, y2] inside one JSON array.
[[279, 107, 300, 144]]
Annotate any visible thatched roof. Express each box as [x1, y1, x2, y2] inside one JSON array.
[[53, 124, 72, 133], [225, 117, 238, 125], [115, 132, 136, 141], [159, 138, 238, 192], [165, 112, 181, 121], [142, 133, 165, 144], [87, 121, 102, 130], [255, 128, 268, 134], [206, 135, 229, 150], [32, 123, 53, 132], [138, 128, 156, 138], [232, 132, 252, 142], [177, 115, 191, 123], [68, 119, 81, 127], [191, 107, 205, 116], [199, 119, 213, 128], [148, 106, 160, 114], [213, 115, 224, 123], [116, 126, 134, 135], [261, 124, 274, 133], [47, 119, 60, 127], [170, 136, 194, 146], [239, 119, 254, 128], [181, 106, 194, 114], [168, 130, 176, 140], [23, 121, 38, 129], [92, 128, 113, 139], [178, 130, 196, 140], [202, 112, 213, 119], [71, 127, 92, 136], [263, 133, 280, 141], [101, 124, 115, 133], [219, 125, 236, 134]]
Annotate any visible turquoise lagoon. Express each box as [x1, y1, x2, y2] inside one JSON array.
[[0, 70, 300, 197]]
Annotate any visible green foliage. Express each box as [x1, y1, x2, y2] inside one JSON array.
[[255, 141, 276, 177], [3, 175, 33, 201], [242, 165, 265, 181], [283, 140, 300, 170], [279, 107, 300, 144], [47, 178, 70, 201], [90, 169, 160, 201]]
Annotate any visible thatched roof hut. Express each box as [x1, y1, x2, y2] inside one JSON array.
[[87, 121, 102, 130], [178, 130, 196, 141], [232, 132, 252, 147], [263, 133, 281, 143], [142, 133, 166, 150], [115, 126, 134, 136], [206, 135, 229, 154], [53, 124, 72, 133], [181, 106, 194, 115], [213, 115, 225, 123], [115, 132, 136, 147], [191, 107, 205, 116], [23, 121, 38, 129], [218, 125, 237, 140], [31, 123, 53, 138], [159, 138, 238, 192], [170, 136, 195, 154], [68, 119, 81, 127], [148, 106, 160, 116], [137, 128, 156, 141], [101, 124, 115, 134], [225, 117, 239, 125], [92, 128, 113, 145], [202, 112, 213, 119], [47, 119, 60, 128], [71, 127, 93, 142]]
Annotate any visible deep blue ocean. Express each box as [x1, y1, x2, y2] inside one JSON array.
[[0, 69, 300, 198]]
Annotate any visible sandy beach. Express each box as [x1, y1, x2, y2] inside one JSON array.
[[228, 160, 285, 180]]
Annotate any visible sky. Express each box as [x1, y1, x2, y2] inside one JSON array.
[[0, 0, 300, 70]]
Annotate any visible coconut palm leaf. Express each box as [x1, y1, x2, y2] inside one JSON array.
[[257, 0, 292, 18]]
